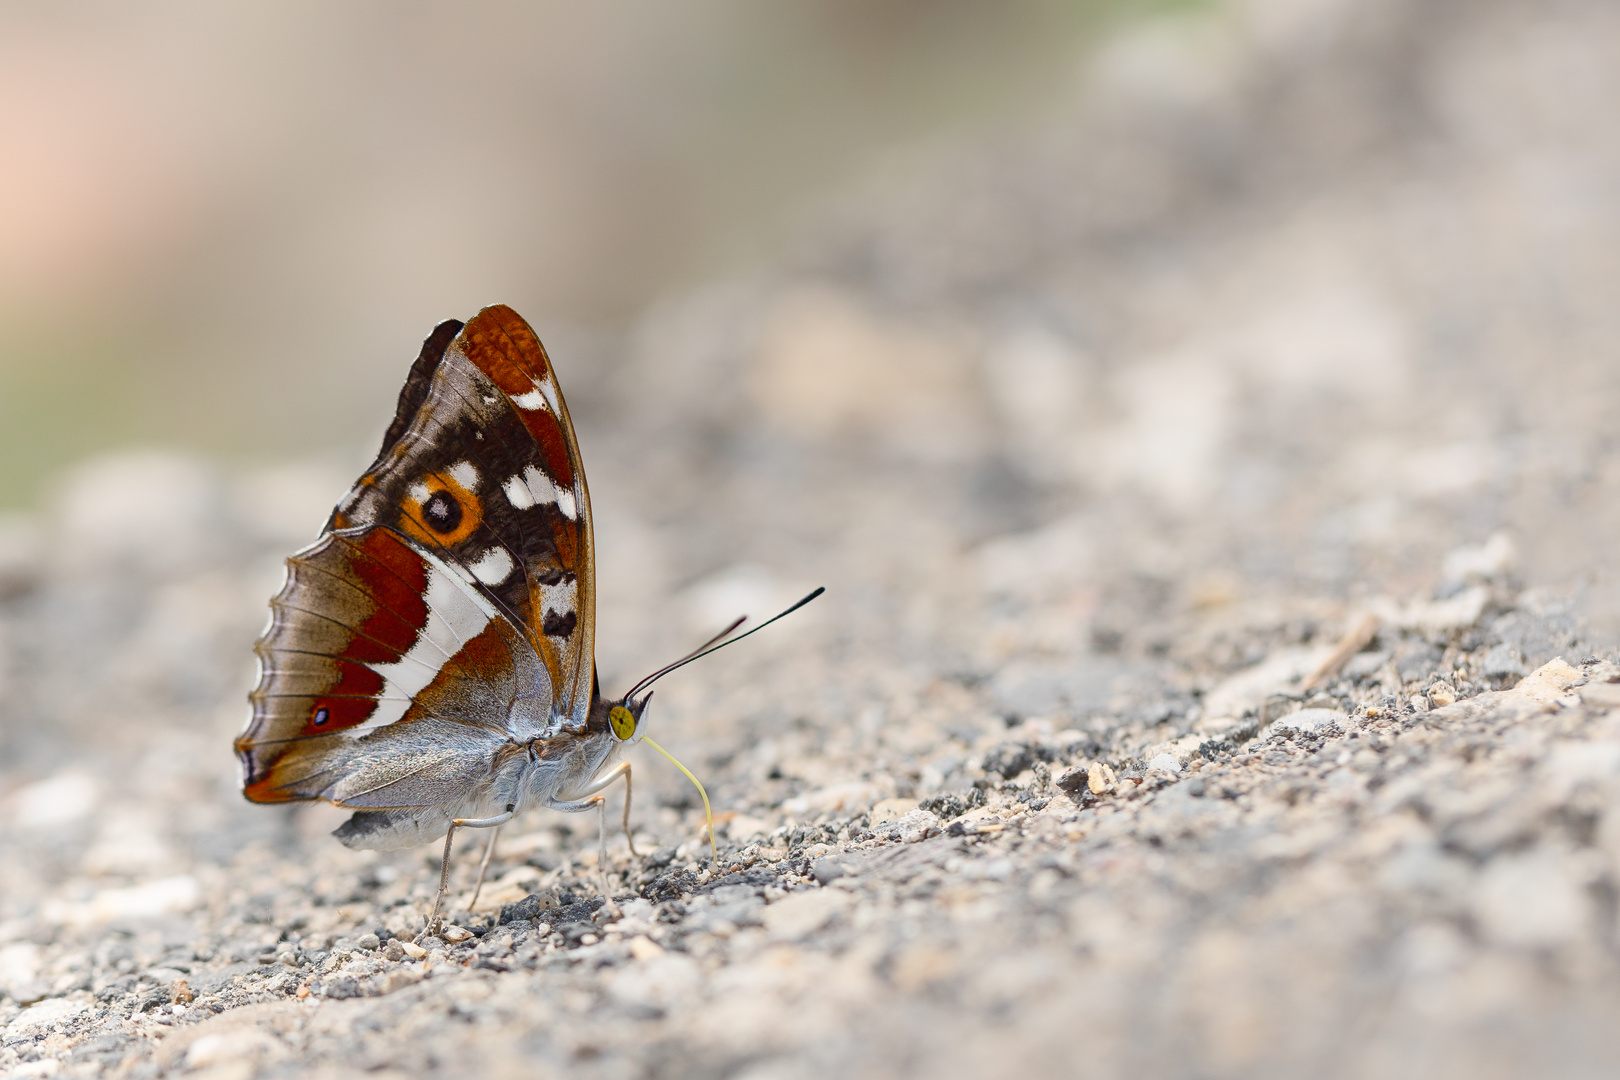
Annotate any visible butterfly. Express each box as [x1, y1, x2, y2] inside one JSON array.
[[235, 305, 819, 927]]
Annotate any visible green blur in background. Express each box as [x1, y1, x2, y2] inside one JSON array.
[[0, 0, 1196, 509]]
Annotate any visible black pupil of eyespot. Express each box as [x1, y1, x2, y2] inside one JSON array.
[[423, 490, 462, 532], [314, 707, 329, 725]]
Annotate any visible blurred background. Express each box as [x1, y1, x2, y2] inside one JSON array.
[[0, 0, 1158, 508], [5, 0, 1620, 823], [4, 0, 1620, 844]]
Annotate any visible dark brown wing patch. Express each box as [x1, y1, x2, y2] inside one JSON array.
[[321, 306, 596, 729]]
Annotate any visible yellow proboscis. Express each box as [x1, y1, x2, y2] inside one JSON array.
[[641, 735, 717, 864]]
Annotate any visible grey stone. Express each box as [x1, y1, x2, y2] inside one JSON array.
[[811, 857, 853, 885], [1482, 644, 1528, 680]]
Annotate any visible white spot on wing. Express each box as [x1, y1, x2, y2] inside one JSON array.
[[348, 549, 499, 737], [500, 465, 569, 516], [447, 460, 480, 491], [502, 474, 533, 510], [523, 465, 558, 508], [537, 376, 561, 414], [511, 388, 547, 411], [408, 481, 431, 505], [469, 546, 515, 585], [540, 578, 577, 626]]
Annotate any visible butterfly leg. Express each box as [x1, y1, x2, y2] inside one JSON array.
[[596, 797, 610, 900], [467, 825, 503, 914], [426, 825, 459, 937], [425, 806, 516, 937], [620, 764, 640, 858], [548, 762, 637, 896]]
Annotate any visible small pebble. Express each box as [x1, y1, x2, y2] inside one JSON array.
[[441, 926, 474, 943], [356, 932, 381, 951], [171, 979, 193, 1004], [383, 940, 406, 962], [1148, 754, 1182, 776], [400, 941, 428, 960], [628, 935, 665, 960], [1088, 762, 1117, 796]]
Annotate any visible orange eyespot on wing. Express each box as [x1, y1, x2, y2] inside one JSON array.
[[395, 471, 484, 548]]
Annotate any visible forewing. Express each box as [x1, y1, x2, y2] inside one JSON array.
[[329, 305, 596, 730]]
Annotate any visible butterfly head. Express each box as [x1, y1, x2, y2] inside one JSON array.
[[601, 588, 823, 865], [606, 693, 651, 744]]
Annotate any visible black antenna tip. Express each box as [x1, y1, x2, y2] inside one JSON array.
[[624, 584, 828, 699], [785, 586, 825, 613]]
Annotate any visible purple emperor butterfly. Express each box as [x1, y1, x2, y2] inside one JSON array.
[[236, 305, 819, 927]]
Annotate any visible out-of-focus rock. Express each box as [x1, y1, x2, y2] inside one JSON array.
[[1473, 848, 1592, 949], [1147, 753, 1181, 776], [763, 888, 854, 941], [1263, 708, 1346, 738], [1083, 354, 1233, 511], [1200, 646, 1336, 728], [749, 286, 986, 462], [1482, 644, 1528, 681], [869, 798, 919, 827], [0, 513, 44, 599], [680, 563, 805, 636], [1371, 587, 1490, 634], [1442, 532, 1518, 585], [782, 782, 882, 816], [53, 451, 222, 573], [0, 941, 42, 999], [6, 772, 98, 831], [3, 996, 88, 1039], [43, 875, 200, 926], [231, 461, 351, 546]]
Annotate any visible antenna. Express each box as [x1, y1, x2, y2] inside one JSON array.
[[624, 587, 825, 701]]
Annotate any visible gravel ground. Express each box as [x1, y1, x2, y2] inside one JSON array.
[[7, 0, 1620, 1077]]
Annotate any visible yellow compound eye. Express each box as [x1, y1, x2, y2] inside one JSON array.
[[609, 705, 637, 740]]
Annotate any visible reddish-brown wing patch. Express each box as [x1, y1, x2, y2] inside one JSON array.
[[458, 306, 575, 490], [240, 529, 442, 802], [241, 616, 538, 810]]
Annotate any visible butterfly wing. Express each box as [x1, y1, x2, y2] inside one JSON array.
[[330, 305, 596, 726], [236, 306, 597, 819]]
